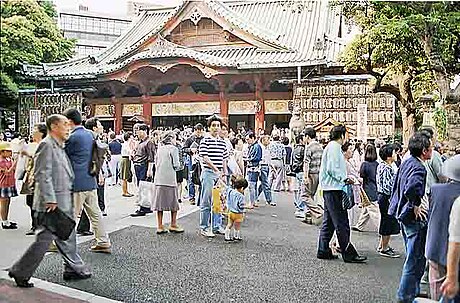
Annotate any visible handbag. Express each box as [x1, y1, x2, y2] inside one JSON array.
[[42, 208, 76, 241], [341, 184, 355, 210], [20, 158, 35, 195], [359, 187, 372, 207]]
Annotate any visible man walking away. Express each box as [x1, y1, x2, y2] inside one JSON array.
[[63, 109, 111, 253], [183, 123, 204, 205], [302, 127, 324, 224], [8, 114, 91, 287], [108, 133, 122, 186]]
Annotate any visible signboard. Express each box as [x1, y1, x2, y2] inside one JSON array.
[[356, 103, 368, 141], [29, 110, 41, 135]]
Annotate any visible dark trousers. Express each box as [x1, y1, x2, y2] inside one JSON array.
[[97, 184, 105, 212], [318, 190, 351, 254], [134, 163, 148, 186], [25, 195, 36, 230]]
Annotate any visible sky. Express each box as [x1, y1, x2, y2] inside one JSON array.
[[53, 0, 181, 16]]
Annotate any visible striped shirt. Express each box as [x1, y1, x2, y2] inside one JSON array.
[[304, 140, 323, 174], [376, 161, 395, 196], [199, 135, 229, 171]]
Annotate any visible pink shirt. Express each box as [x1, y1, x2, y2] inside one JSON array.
[[0, 157, 15, 188]]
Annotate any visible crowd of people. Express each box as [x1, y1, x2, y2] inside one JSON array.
[[0, 109, 459, 302]]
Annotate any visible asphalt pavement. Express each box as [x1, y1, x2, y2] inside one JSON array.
[[31, 191, 406, 303]]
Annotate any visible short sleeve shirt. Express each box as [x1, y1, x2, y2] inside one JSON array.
[[449, 197, 460, 243]]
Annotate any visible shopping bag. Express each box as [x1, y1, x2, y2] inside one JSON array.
[[137, 180, 154, 208], [212, 186, 222, 213], [228, 156, 242, 176]]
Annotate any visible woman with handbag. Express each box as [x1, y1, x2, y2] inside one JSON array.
[[20, 123, 47, 235], [152, 131, 184, 234], [353, 144, 381, 232]]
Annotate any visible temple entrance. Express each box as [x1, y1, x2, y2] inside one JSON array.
[[229, 114, 254, 132], [152, 115, 209, 129], [265, 114, 290, 133]]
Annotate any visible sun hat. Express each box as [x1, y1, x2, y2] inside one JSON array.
[[0, 141, 12, 151], [442, 154, 460, 182]]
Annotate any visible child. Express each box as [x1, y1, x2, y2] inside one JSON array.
[[223, 175, 248, 242], [0, 142, 18, 229]]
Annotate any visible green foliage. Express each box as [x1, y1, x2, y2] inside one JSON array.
[[433, 106, 448, 141], [339, 1, 460, 95], [0, 0, 75, 106]]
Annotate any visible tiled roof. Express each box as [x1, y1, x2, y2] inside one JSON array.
[[22, 0, 350, 79]]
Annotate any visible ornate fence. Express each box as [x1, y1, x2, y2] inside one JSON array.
[[18, 93, 83, 136]]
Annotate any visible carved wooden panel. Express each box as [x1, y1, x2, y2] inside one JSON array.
[[229, 101, 257, 114], [151, 101, 219, 116], [265, 100, 290, 114], [122, 104, 142, 116]]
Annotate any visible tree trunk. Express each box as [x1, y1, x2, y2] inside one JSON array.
[[400, 106, 416, 146], [445, 103, 460, 153]]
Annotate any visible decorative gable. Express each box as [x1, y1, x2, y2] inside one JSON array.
[[166, 17, 251, 48]]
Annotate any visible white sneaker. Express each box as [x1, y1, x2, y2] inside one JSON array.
[[294, 211, 305, 218], [200, 229, 215, 238]]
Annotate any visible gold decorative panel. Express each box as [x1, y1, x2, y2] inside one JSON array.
[[229, 101, 257, 114], [94, 105, 114, 117], [265, 100, 290, 114], [122, 104, 143, 116], [151, 102, 219, 116]]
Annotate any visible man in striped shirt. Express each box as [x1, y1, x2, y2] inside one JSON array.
[[199, 115, 228, 237]]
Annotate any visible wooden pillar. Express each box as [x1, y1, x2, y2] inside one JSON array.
[[141, 95, 152, 127], [255, 75, 265, 131], [218, 77, 229, 125], [112, 97, 122, 134]]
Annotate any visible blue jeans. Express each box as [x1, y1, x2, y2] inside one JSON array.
[[199, 168, 221, 231], [247, 170, 259, 206], [186, 156, 196, 200], [257, 165, 272, 203], [293, 172, 306, 211], [398, 220, 428, 303]]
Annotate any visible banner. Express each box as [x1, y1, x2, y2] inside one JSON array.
[[356, 103, 368, 141], [29, 110, 41, 135]]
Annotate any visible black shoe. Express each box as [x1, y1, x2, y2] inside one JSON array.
[[63, 271, 92, 281], [2, 224, 18, 230], [351, 226, 364, 232], [8, 272, 34, 288], [77, 231, 94, 236], [9, 221, 17, 226], [317, 250, 339, 260], [342, 243, 367, 263], [25, 228, 36, 236], [130, 210, 146, 217]]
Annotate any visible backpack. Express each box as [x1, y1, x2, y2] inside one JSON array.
[[89, 139, 109, 177], [191, 160, 202, 185], [291, 145, 305, 174]]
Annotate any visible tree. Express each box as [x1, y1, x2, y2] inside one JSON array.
[[338, 1, 460, 144], [0, 0, 75, 107]]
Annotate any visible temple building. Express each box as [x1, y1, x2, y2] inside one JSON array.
[[20, 0, 394, 139]]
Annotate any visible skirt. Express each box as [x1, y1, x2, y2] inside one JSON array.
[[0, 186, 18, 198], [119, 158, 132, 181], [378, 193, 400, 236], [152, 185, 179, 212]]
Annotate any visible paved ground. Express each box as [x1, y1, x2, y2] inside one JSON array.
[[29, 191, 406, 303]]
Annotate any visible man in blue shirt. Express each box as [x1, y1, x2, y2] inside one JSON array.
[[389, 131, 433, 303], [317, 125, 366, 263]]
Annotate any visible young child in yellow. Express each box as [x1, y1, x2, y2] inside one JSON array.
[[223, 176, 248, 242]]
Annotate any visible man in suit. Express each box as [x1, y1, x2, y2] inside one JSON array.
[[8, 114, 91, 287], [63, 108, 111, 253], [389, 131, 433, 303]]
